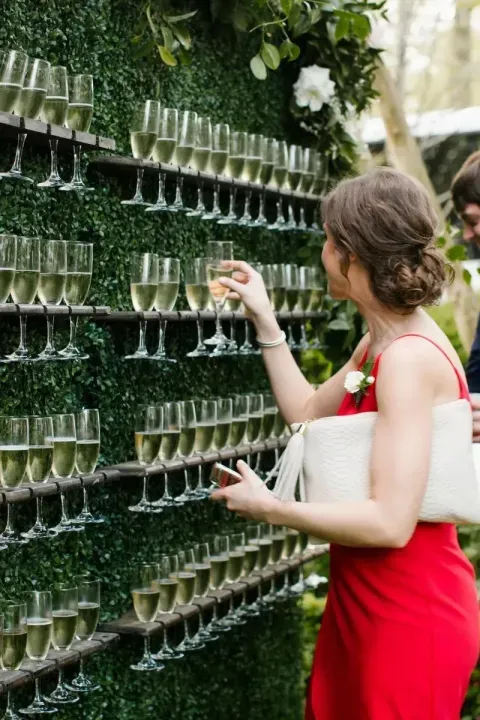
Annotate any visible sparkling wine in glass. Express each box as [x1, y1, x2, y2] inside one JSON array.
[[155, 401, 181, 508], [217, 532, 247, 627], [151, 257, 180, 362], [73, 408, 101, 524], [38, 66, 69, 188], [61, 74, 94, 193], [191, 399, 217, 498], [202, 122, 229, 220], [269, 140, 288, 231], [184, 543, 216, 644], [187, 115, 212, 217], [212, 397, 232, 452], [51, 413, 80, 534], [217, 130, 247, 226], [205, 240, 233, 354], [174, 400, 197, 504], [2, 603, 26, 717], [252, 137, 276, 227], [1, 58, 50, 183], [147, 107, 178, 213], [285, 263, 300, 350], [298, 266, 314, 351], [37, 239, 67, 361], [20, 592, 53, 716], [170, 110, 197, 212], [238, 133, 264, 226], [59, 242, 93, 360], [175, 549, 205, 652], [122, 99, 160, 206], [126, 252, 159, 360], [185, 257, 210, 358], [0, 49, 27, 113], [154, 554, 183, 661], [0, 416, 29, 547], [46, 584, 79, 705], [9, 236, 39, 362], [207, 534, 231, 634], [129, 404, 163, 513], [131, 562, 163, 671], [66, 575, 101, 693], [298, 148, 317, 231], [283, 144, 303, 231], [22, 416, 54, 540], [227, 394, 248, 449]]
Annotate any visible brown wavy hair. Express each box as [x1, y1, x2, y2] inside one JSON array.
[[450, 150, 480, 214], [321, 168, 452, 311]]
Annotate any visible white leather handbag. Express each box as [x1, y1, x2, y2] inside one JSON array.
[[265, 398, 480, 524]]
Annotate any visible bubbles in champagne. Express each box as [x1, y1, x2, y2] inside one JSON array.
[[272, 166, 288, 189], [154, 281, 179, 311], [283, 529, 299, 559], [159, 430, 180, 461], [178, 427, 196, 458], [130, 282, 157, 312], [186, 283, 210, 312], [228, 419, 247, 448], [0, 268, 15, 303], [260, 411, 276, 441], [207, 265, 232, 307], [38, 272, 66, 306], [130, 131, 157, 160], [52, 437, 77, 479], [52, 610, 78, 650], [11, 270, 40, 304], [227, 551, 245, 583], [243, 544, 259, 575], [76, 602, 100, 640], [190, 147, 211, 172], [286, 288, 300, 312], [194, 424, 215, 453], [134, 431, 162, 466], [75, 439, 100, 474], [0, 446, 29, 488], [208, 150, 228, 176], [66, 103, 93, 133], [26, 619, 52, 660], [271, 287, 286, 313], [15, 87, 47, 120], [41, 96, 68, 126], [193, 564, 210, 598], [270, 534, 286, 564], [255, 539, 272, 569], [0, 82, 22, 113], [243, 157, 262, 183], [175, 571, 196, 605], [65, 272, 92, 306], [226, 155, 245, 179], [173, 145, 194, 167], [260, 162, 275, 186], [152, 138, 176, 164], [158, 579, 178, 614], [27, 445, 53, 483], [246, 416, 262, 444], [132, 589, 160, 623], [212, 421, 231, 451], [1, 629, 27, 671], [209, 555, 228, 590]]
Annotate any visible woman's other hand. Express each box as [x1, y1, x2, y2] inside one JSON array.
[[219, 260, 274, 321]]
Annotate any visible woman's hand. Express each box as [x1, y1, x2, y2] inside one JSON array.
[[210, 460, 279, 521], [219, 260, 274, 321]]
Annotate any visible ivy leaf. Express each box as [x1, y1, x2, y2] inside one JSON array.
[[279, 39, 300, 60], [158, 45, 177, 66], [250, 53, 267, 80], [132, 39, 156, 59], [171, 24, 192, 50], [161, 25, 175, 50], [351, 14, 371, 40], [335, 15, 350, 41], [288, 4, 302, 29], [281, 0, 292, 14], [261, 42, 280, 70], [178, 47, 192, 65], [446, 244, 467, 262], [463, 268, 472, 285], [163, 11, 197, 23], [292, 14, 312, 37]]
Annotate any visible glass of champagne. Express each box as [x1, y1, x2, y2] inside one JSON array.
[[2, 603, 27, 718], [282, 144, 303, 231], [185, 257, 210, 358], [20, 592, 52, 716], [0, 235, 17, 314], [47, 584, 79, 705], [290, 532, 310, 596], [216, 532, 247, 628], [227, 394, 248, 449], [61, 74, 94, 192], [285, 263, 300, 350], [73, 409, 101, 524], [205, 240, 233, 354], [268, 140, 288, 231], [187, 542, 217, 644], [246, 522, 272, 613], [309, 153, 328, 233], [275, 527, 300, 602], [224, 278, 242, 356], [175, 549, 204, 652], [154, 554, 183, 661], [170, 110, 197, 212], [38, 66, 69, 188], [238, 261, 260, 357], [130, 562, 163, 672], [0, 416, 29, 546], [51, 413, 79, 534], [238, 133, 263, 225], [0, 49, 27, 112], [66, 575, 101, 693], [187, 115, 212, 217], [121, 99, 160, 206], [271, 262, 286, 315], [22, 416, 54, 540], [126, 252, 159, 360], [147, 107, 178, 213], [1, 58, 50, 182], [252, 392, 276, 477], [298, 266, 314, 351], [309, 266, 326, 350], [154, 402, 181, 508], [298, 148, 317, 231], [247, 394, 264, 444], [130, 404, 163, 513], [191, 399, 217, 498], [175, 400, 197, 504], [151, 257, 180, 363], [207, 534, 231, 634], [212, 397, 232, 452], [37, 239, 67, 361], [252, 137, 276, 227], [217, 130, 247, 226], [8, 236, 39, 362], [262, 524, 287, 604], [260, 263, 274, 309], [59, 242, 93, 359], [236, 523, 261, 617], [202, 122, 229, 220]]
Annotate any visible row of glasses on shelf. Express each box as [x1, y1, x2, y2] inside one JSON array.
[[130, 392, 289, 513], [0, 49, 94, 190], [0, 576, 101, 717], [130, 522, 311, 671], [0, 409, 101, 546], [0, 236, 93, 362], [123, 103, 325, 231]]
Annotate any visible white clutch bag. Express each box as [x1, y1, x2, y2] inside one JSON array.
[[265, 399, 480, 525]]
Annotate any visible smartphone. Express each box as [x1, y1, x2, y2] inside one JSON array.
[[210, 462, 242, 489]]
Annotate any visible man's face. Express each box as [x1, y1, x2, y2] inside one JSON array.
[[460, 203, 480, 245]]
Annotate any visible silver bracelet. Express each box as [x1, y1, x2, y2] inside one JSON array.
[[256, 330, 287, 348]]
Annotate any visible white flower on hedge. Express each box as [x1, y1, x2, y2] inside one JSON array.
[[344, 371, 366, 394], [294, 65, 336, 113]]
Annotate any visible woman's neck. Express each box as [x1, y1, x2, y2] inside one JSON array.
[[356, 300, 426, 355]]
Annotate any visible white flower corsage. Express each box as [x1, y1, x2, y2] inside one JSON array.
[[344, 359, 375, 408]]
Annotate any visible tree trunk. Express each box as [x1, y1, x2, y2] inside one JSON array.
[[374, 59, 479, 351]]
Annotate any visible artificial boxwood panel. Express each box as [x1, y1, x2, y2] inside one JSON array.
[[0, 1, 320, 718]]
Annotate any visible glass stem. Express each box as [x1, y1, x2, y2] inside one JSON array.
[[35, 497, 44, 528], [156, 173, 167, 206], [288, 201, 295, 224], [258, 189, 266, 222], [240, 589, 247, 608], [45, 316, 56, 352], [184, 469, 192, 493], [5, 504, 14, 533], [141, 476, 150, 505], [183, 619, 190, 641], [11, 132, 27, 174], [196, 319, 205, 348], [301, 322, 307, 346], [288, 322, 295, 345], [244, 320, 251, 348], [174, 176, 183, 204], [72, 145, 83, 185], [228, 187, 237, 218], [18, 315, 28, 353], [81, 486, 90, 514], [163, 474, 172, 500], [5, 690, 15, 715], [243, 190, 252, 219], [162, 628, 169, 649], [60, 492, 69, 523], [143, 636, 151, 660], [229, 318, 236, 344], [195, 465, 204, 492], [68, 316, 78, 348], [34, 678, 43, 704], [137, 319, 147, 355], [196, 181, 204, 210], [157, 320, 167, 355], [215, 310, 223, 338], [57, 667, 64, 687], [212, 183, 220, 212], [49, 139, 60, 179], [133, 168, 144, 202]]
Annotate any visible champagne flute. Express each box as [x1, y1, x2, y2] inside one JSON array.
[[19, 592, 52, 716], [59, 242, 93, 359], [202, 122, 229, 220], [0, 416, 29, 546], [217, 130, 247, 226], [235, 523, 261, 618], [298, 266, 314, 351], [0, 234, 17, 361], [271, 263, 286, 314], [251, 137, 276, 227], [60, 74, 94, 192], [175, 400, 197, 504], [0, 49, 28, 113], [205, 240, 233, 354], [37, 240, 67, 361], [187, 115, 212, 217], [129, 404, 163, 513], [206, 535, 231, 634], [147, 107, 178, 213], [9, 236, 39, 362], [268, 140, 288, 231], [51, 413, 80, 534], [215, 532, 247, 627], [170, 110, 197, 212], [285, 263, 300, 350], [212, 398, 232, 452], [282, 145, 303, 231], [248, 522, 272, 613], [1, 58, 50, 182], [309, 266, 326, 350], [290, 532, 310, 596], [185, 257, 210, 358], [154, 554, 183, 661], [253, 392, 276, 477], [66, 575, 101, 693], [2, 603, 27, 719], [191, 399, 216, 498], [227, 394, 248, 448], [130, 563, 163, 671], [121, 99, 160, 206], [154, 402, 181, 508], [73, 409, 102, 524], [238, 261, 260, 357], [46, 584, 79, 705], [275, 527, 300, 602], [245, 393, 263, 475], [238, 133, 263, 225], [224, 290, 241, 356], [298, 148, 317, 231], [260, 263, 274, 309], [38, 66, 69, 188], [262, 524, 287, 604], [22, 416, 54, 540], [151, 257, 180, 362], [188, 542, 218, 644], [125, 252, 159, 360], [175, 549, 204, 652]]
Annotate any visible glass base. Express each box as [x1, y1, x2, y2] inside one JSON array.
[[18, 700, 57, 715], [65, 675, 99, 694], [177, 636, 206, 652], [186, 206, 205, 217], [59, 345, 88, 360], [121, 198, 151, 207], [124, 350, 151, 360], [201, 211, 222, 221], [174, 492, 197, 505], [149, 353, 177, 364], [145, 203, 169, 213], [208, 618, 232, 633], [38, 176, 64, 189], [21, 525, 58, 540], [196, 627, 219, 643], [216, 215, 236, 225], [37, 347, 62, 361], [238, 344, 254, 356], [1, 530, 28, 546], [2, 706, 22, 719], [45, 686, 79, 705], [72, 511, 105, 525], [0, 170, 33, 183], [128, 500, 161, 514], [168, 203, 188, 213], [150, 496, 176, 509], [154, 645, 184, 661], [60, 182, 94, 193], [238, 603, 261, 618], [186, 346, 210, 358], [130, 656, 164, 672], [52, 519, 84, 534], [7, 348, 38, 362]]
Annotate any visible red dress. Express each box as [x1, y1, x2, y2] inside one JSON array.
[[305, 335, 480, 720]]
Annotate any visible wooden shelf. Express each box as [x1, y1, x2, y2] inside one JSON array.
[[0, 111, 115, 153], [0, 303, 110, 318], [0, 632, 119, 697], [100, 547, 329, 638], [0, 437, 288, 506], [91, 155, 320, 203]]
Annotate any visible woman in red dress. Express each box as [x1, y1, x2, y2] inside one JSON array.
[[212, 168, 480, 719]]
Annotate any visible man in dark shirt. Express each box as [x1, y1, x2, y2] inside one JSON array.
[[451, 150, 480, 439]]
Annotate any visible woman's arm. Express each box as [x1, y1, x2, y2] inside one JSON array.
[[219, 261, 369, 423], [213, 338, 436, 548]]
